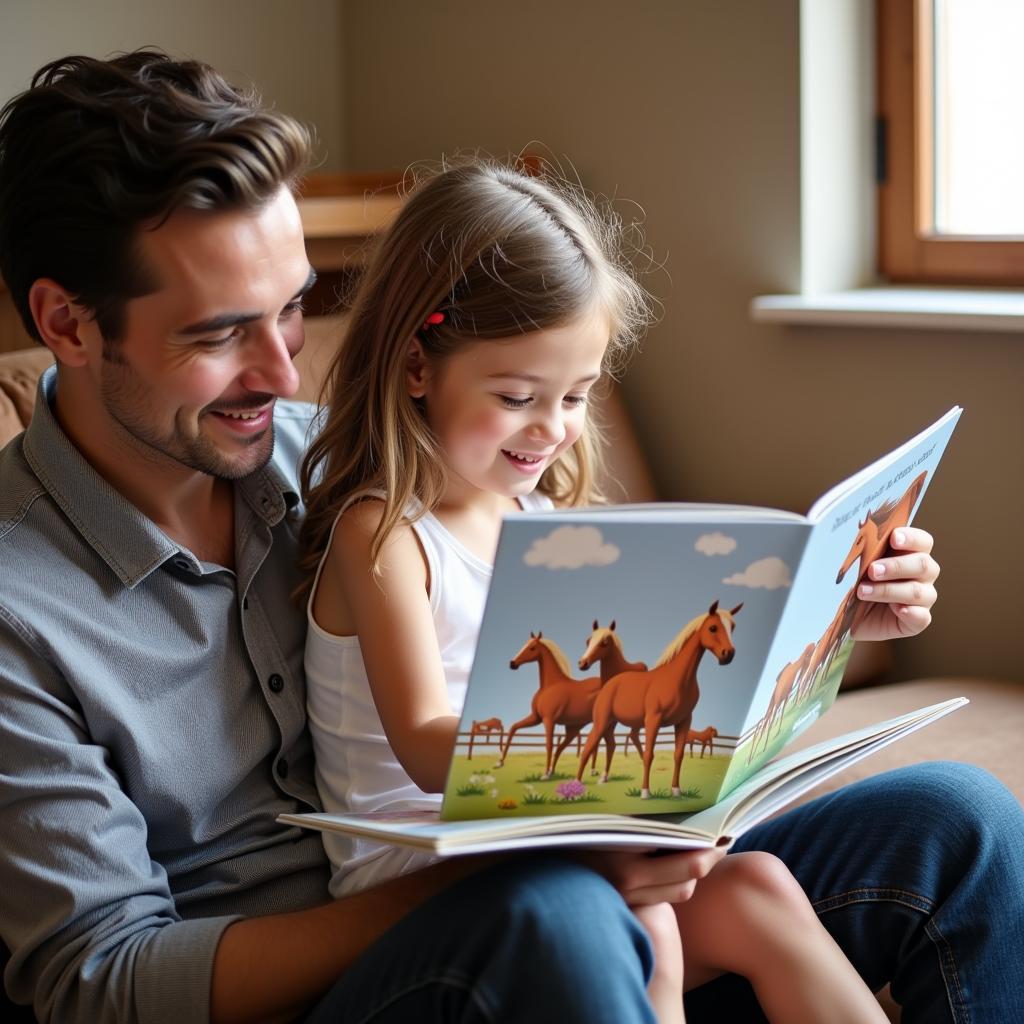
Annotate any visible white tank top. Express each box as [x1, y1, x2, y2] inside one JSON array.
[[305, 491, 552, 894]]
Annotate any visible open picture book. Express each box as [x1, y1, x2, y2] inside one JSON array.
[[280, 406, 963, 853]]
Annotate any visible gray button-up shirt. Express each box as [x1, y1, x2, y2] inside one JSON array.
[[0, 368, 331, 1023]]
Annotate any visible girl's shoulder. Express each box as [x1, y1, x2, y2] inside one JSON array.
[[328, 493, 426, 582]]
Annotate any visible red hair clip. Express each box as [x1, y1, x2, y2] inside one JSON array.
[[422, 312, 445, 330]]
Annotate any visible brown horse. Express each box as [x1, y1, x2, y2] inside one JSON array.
[[834, 470, 928, 648], [471, 717, 504, 739], [792, 641, 819, 702], [578, 620, 646, 758], [576, 601, 743, 799], [686, 725, 719, 758], [804, 588, 859, 693], [748, 642, 815, 761], [466, 718, 504, 760], [835, 471, 927, 589], [495, 633, 603, 778], [801, 471, 927, 695]]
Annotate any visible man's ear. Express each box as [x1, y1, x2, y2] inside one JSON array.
[[28, 279, 94, 367], [406, 337, 430, 398]]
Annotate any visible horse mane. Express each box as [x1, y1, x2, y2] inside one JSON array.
[[538, 637, 572, 675], [868, 495, 901, 527], [868, 472, 926, 527], [589, 626, 623, 655], [654, 609, 735, 668]]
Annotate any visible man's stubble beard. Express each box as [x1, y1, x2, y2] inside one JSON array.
[[99, 350, 276, 481]]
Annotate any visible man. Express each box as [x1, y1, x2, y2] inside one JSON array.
[[0, 50, 712, 1024], [0, 51, 1021, 1024]]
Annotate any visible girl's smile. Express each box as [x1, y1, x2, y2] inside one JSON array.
[[501, 447, 552, 473]]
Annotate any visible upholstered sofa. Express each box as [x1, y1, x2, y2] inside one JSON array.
[[1, 320, 1021, 1022]]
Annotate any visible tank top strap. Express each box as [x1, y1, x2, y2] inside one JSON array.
[[306, 487, 389, 621]]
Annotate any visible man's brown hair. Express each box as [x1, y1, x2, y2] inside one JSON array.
[[0, 49, 312, 343]]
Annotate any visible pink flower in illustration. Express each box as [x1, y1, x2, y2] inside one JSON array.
[[556, 780, 587, 801]]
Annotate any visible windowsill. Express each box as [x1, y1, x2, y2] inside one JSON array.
[[750, 285, 1024, 332]]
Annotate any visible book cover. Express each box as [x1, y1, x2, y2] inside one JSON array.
[[440, 407, 961, 821]]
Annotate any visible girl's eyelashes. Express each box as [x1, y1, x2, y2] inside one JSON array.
[[498, 395, 532, 409], [497, 393, 590, 409]]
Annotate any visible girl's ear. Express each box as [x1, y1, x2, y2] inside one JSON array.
[[406, 337, 430, 398]]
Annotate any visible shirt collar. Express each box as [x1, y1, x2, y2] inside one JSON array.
[[22, 367, 300, 588]]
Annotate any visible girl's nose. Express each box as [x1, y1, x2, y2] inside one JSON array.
[[527, 409, 566, 446]]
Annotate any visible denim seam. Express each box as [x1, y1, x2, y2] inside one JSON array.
[[348, 969, 495, 1024], [925, 915, 970, 1024], [811, 886, 935, 915], [812, 887, 969, 1024]]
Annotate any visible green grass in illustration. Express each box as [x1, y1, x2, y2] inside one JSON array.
[[726, 640, 854, 793], [445, 746, 730, 820]]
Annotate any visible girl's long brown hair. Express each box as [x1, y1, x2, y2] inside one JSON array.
[[298, 158, 653, 587]]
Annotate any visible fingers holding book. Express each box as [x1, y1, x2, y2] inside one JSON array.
[[853, 527, 940, 641]]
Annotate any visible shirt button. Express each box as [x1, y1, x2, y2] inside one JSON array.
[[278, 758, 289, 778], [173, 558, 190, 571], [268, 673, 284, 693]]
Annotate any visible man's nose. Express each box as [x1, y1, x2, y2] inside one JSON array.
[[241, 324, 302, 397]]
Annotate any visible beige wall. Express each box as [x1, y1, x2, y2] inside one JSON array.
[[0, 0, 347, 168], [343, 0, 1020, 684], [4, 1, 1017, 683]]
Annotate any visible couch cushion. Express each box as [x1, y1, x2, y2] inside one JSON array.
[[786, 676, 1024, 806], [0, 347, 53, 449]]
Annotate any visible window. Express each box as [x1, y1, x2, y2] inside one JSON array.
[[878, 0, 1024, 283]]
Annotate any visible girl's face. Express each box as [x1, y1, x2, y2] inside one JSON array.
[[408, 309, 610, 502]]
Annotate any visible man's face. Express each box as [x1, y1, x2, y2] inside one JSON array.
[[77, 186, 313, 480]]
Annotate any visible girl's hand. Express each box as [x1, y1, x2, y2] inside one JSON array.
[[851, 527, 940, 642], [580, 847, 727, 906]]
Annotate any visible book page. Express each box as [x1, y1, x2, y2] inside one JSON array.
[[443, 511, 811, 821], [717, 407, 961, 796], [805, 407, 962, 523], [279, 699, 966, 855]]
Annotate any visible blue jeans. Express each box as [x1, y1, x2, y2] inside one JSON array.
[[305, 763, 1023, 1022], [687, 761, 1024, 1023], [302, 854, 656, 1023]]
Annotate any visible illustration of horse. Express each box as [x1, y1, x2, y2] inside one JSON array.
[[791, 641, 819, 702], [835, 471, 927, 590], [802, 589, 859, 694], [466, 717, 504, 760], [801, 471, 927, 696], [578, 620, 646, 758], [686, 726, 719, 758], [494, 632, 604, 778], [748, 642, 815, 761], [471, 717, 504, 740], [575, 601, 743, 799]]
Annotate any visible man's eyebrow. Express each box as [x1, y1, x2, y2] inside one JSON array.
[[177, 267, 318, 336], [487, 371, 601, 385]]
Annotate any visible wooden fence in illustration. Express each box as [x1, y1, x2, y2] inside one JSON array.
[[461, 727, 739, 761]]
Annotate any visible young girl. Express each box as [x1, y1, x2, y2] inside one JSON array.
[[299, 160, 894, 1023]]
